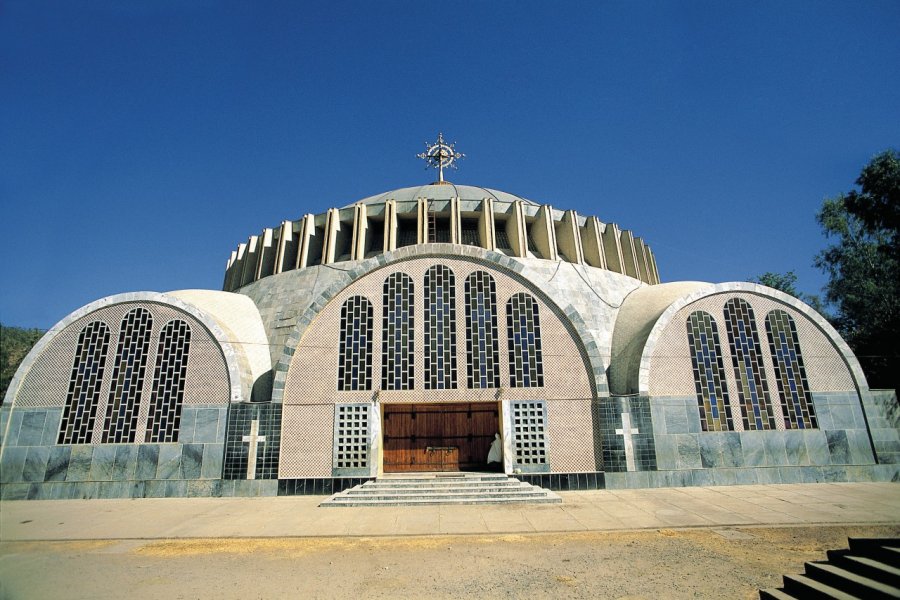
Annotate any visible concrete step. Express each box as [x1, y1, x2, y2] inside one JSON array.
[[847, 538, 900, 568], [804, 562, 900, 600], [337, 489, 552, 501], [357, 481, 524, 491], [758, 588, 797, 600], [834, 555, 900, 588], [760, 538, 900, 600], [320, 475, 560, 507], [781, 573, 858, 600], [322, 494, 562, 507], [374, 475, 510, 483], [347, 485, 532, 495]]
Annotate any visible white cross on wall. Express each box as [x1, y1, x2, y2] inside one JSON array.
[[242, 419, 267, 480], [615, 412, 640, 472]]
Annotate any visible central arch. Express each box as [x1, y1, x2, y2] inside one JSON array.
[[277, 249, 600, 479]]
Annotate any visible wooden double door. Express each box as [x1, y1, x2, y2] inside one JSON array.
[[382, 402, 500, 472]]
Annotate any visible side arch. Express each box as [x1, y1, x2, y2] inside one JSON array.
[[2, 291, 247, 414], [637, 282, 870, 397]]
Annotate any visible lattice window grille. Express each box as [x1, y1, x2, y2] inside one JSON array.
[[145, 320, 191, 443], [58, 321, 110, 444], [686, 311, 733, 432], [381, 273, 414, 390], [511, 400, 548, 466], [723, 298, 775, 431], [338, 296, 373, 391], [765, 310, 818, 429], [506, 293, 545, 388], [334, 404, 370, 470], [464, 271, 501, 389], [102, 307, 153, 443], [424, 264, 457, 389]]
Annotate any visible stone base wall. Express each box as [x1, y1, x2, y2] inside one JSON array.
[[0, 405, 227, 501], [862, 389, 900, 464], [603, 464, 899, 489], [649, 392, 876, 476]]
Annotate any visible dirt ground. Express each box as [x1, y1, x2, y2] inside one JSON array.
[[1, 524, 898, 599]]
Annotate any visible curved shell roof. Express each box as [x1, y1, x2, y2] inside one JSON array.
[[351, 183, 540, 207]]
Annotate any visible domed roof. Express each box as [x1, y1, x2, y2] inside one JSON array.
[[348, 183, 540, 207]]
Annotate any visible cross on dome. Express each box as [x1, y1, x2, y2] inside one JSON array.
[[417, 132, 464, 184]]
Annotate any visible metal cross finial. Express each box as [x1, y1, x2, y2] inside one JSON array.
[[417, 132, 464, 183]]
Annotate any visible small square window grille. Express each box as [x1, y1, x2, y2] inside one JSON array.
[[511, 400, 549, 472], [333, 404, 370, 475]]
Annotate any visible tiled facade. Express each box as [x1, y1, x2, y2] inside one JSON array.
[[2, 187, 898, 500]]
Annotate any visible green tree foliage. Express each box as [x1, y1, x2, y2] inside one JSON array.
[[815, 149, 900, 391], [0, 323, 45, 403], [750, 271, 800, 297]]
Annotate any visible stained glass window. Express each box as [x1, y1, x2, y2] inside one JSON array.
[[58, 321, 110, 444], [102, 308, 153, 443], [381, 273, 414, 390], [765, 310, 818, 429], [506, 293, 544, 387], [686, 311, 733, 431], [424, 265, 457, 389], [723, 298, 775, 430], [338, 296, 373, 391], [464, 271, 501, 388], [145, 320, 191, 443]]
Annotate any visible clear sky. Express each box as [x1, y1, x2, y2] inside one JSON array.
[[1, 1, 898, 330]]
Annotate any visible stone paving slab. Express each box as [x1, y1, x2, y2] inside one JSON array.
[[0, 482, 897, 542]]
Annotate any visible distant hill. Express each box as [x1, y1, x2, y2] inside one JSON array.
[[1, 324, 46, 403]]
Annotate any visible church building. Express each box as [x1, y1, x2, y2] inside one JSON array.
[[2, 136, 897, 500]]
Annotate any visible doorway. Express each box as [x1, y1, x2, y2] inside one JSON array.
[[382, 402, 500, 472]]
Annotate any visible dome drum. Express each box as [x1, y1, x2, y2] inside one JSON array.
[[222, 186, 661, 292]]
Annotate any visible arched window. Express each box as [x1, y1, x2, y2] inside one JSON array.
[[506, 293, 544, 388], [765, 310, 818, 429], [686, 311, 733, 431], [58, 321, 110, 444], [382, 273, 414, 390], [465, 271, 501, 389], [424, 265, 457, 389], [338, 296, 373, 391], [102, 307, 153, 443], [723, 298, 775, 430], [145, 320, 192, 443]]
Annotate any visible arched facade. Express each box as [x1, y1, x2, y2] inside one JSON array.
[[280, 255, 597, 478], [2, 185, 896, 501]]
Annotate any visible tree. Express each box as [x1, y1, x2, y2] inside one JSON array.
[[1, 323, 46, 403], [748, 271, 828, 315], [815, 149, 900, 391], [750, 271, 800, 297]]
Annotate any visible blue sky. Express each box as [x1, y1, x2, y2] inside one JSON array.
[[1, 1, 898, 329]]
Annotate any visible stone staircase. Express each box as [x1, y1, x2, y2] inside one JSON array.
[[320, 473, 561, 507], [760, 537, 900, 599]]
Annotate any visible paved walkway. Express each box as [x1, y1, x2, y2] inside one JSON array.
[[1, 482, 897, 541]]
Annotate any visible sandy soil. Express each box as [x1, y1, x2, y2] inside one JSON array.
[[1, 524, 898, 599]]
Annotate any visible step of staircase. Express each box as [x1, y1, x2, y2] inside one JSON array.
[[759, 537, 900, 599], [320, 473, 561, 507]]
